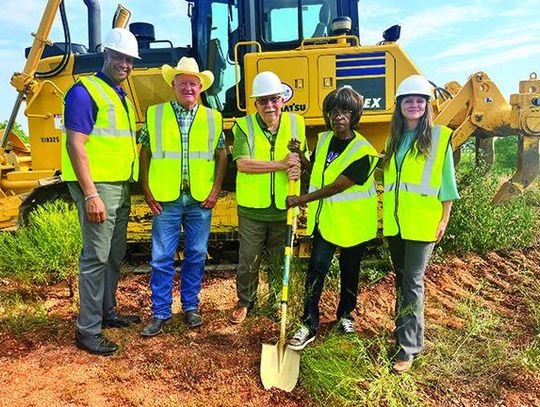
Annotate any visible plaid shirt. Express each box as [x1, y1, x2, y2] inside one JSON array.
[[138, 101, 225, 186]]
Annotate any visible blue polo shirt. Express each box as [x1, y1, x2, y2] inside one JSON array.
[[63, 71, 129, 135]]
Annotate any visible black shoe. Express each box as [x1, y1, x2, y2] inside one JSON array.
[[75, 331, 118, 356], [140, 317, 170, 337], [102, 314, 141, 328], [185, 309, 203, 328]]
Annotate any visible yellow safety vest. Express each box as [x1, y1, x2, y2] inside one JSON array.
[[307, 131, 379, 247], [383, 125, 452, 242], [61, 75, 138, 182], [235, 113, 305, 209], [146, 102, 222, 202]]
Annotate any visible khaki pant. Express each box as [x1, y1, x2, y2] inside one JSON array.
[[69, 181, 130, 336], [235, 215, 287, 308]]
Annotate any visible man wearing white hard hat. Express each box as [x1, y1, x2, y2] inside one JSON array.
[[62, 28, 141, 356], [228, 71, 307, 324], [138, 57, 227, 336]]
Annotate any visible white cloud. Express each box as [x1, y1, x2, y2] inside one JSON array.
[[429, 20, 540, 62], [397, 4, 489, 45], [500, 0, 540, 16], [432, 33, 540, 60], [437, 44, 540, 74], [358, 4, 401, 20]]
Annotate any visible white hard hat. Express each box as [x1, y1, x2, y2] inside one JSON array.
[[102, 28, 141, 59], [250, 71, 285, 98], [396, 75, 432, 99]]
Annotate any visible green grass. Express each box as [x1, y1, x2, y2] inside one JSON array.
[[441, 164, 539, 254], [0, 201, 81, 292], [420, 296, 519, 398], [301, 332, 421, 406], [0, 292, 60, 339], [520, 270, 540, 371]]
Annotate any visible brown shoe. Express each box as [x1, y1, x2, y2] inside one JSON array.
[[392, 359, 413, 374], [229, 304, 248, 324]]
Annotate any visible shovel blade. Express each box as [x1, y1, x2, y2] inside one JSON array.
[[260, 342, 300, 392]]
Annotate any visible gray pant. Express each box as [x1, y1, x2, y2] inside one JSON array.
[[68, 181, 131, 336], [387, 235, 434, 361], [236, 215, 287, 308]]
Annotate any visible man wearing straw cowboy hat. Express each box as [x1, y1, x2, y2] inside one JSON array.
[[228, 71, 307, 324], [138, 57, 227, 336]]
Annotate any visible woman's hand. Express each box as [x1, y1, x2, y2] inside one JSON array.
[[286, 195, 304, 209], [435, 221, 447, 244]]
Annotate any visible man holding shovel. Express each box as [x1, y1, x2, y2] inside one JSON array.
[[229, 71, 307, 324]]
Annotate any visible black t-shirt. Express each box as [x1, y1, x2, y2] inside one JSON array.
[[312, 136, 372, 185]]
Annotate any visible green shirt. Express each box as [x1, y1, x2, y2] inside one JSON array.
[[396, 128, 460, 201], [232, 113, 286, 222], [138, 101, 225, 187]]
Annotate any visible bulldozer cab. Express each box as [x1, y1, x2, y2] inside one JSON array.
[[189, 0, 359, 119]]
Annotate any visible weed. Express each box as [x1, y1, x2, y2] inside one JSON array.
[[301, 331, 421, 406], [0, 292, 60, 339], [521, 286, 540, 371], [420, 292, 519, 399], [441, 164, 539, 254], [0, 201, 81, 293]]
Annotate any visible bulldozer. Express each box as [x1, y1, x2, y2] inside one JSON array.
[[1, 0, 539, 245]]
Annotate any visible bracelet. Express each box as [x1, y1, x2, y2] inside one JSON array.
[[84, 193, 100, 203]]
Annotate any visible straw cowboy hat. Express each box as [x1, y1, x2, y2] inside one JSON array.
[[161, 57, 214, 91]]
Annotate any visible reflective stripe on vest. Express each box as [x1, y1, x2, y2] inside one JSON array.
[[307, 131, 379, 247], [61, 75, 138, 182], [235, 113, 305, 209], [147, 102, 221, 202], [382, 125, 452, 241]]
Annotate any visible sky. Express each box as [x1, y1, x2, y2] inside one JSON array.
[[0, 0, 539, 132]]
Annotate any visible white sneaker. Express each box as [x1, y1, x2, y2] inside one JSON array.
[[339, 318, 355, 334], [287, 326, 316, 350]]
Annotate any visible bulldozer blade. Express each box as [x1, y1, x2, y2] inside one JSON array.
[[492, 134, 539, 203], [260, 342, 300, 392]]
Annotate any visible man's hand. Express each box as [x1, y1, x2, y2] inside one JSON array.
[[201, 188, 220, 209], [85, 196, 107, 223], [287, 164, 301, 180], [286, 152, 300, 168], [144, 189, 163, 215]]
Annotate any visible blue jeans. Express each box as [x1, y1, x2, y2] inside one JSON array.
[[150, 193, 212, 319]]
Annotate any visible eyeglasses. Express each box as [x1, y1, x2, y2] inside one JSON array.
[[256, 96, 282, 106], [327, 109, 353, 118], [175, 80, 201, 89]]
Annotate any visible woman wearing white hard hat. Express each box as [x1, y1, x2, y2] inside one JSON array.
[[381, 75, 459, 373]]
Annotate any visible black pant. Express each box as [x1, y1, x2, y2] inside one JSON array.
[[302, 229, 367, 333]]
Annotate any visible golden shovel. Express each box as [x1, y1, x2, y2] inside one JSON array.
[[260, 179, 300, 392]]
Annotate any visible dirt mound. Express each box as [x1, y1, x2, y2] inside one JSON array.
[[1, 248, 539, 406]]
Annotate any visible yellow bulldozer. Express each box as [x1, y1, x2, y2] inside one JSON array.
[[1, 0, 539, 246]]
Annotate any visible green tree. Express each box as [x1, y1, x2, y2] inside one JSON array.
[[0, 120, 29, 143]]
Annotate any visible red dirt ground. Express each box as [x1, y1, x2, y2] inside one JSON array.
[[1, 246, 539, 406]]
